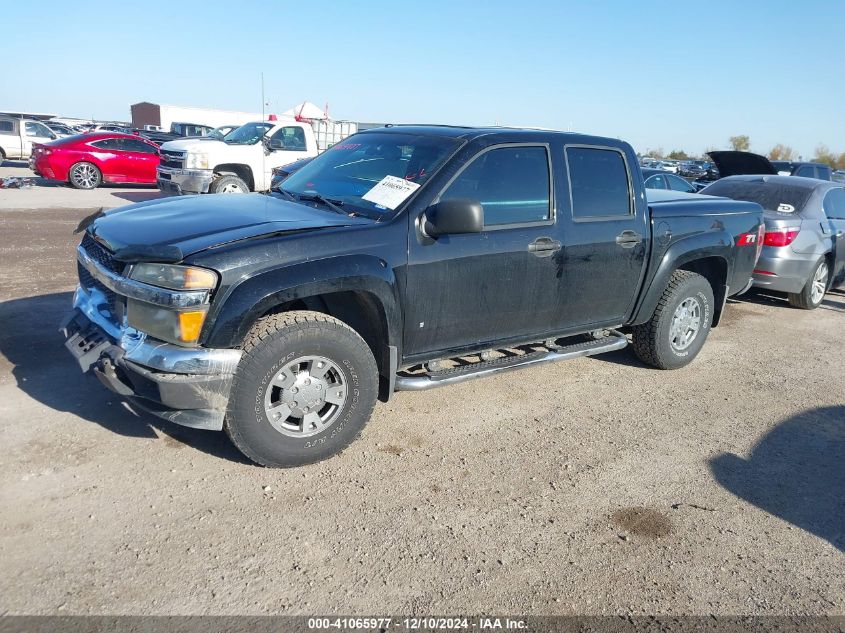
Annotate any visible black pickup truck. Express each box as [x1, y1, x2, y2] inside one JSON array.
[[62, 126, 764, 467]]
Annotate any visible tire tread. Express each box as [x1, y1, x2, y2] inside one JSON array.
[[224, 310, 377, 467], [632, 269, 701, 369]]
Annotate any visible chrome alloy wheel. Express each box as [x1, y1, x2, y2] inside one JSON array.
[[669, 297, 702, 352], [72, 164, 98, 188], [811, 262, 828, 305], [263, 355, 348, 437]]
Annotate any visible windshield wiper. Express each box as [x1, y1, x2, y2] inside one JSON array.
[[297, 192, 348, 216], [276, 187, 297, 202]]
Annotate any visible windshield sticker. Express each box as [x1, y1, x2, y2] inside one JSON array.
[[362, 175, 421, 210], [331, 143, 362, 151], [777, 203, 795, 212]]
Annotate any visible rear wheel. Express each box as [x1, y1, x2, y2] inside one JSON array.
[[210, 173, 248, 194], [788, 258, 828, 310], [632, 270, 714, 369], [224, 311, 378, 467], [69, 162, 102, 189]]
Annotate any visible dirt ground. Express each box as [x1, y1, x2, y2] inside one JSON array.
[[0, 206, 843, 616]]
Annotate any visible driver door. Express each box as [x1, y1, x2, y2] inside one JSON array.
[[404, 144, 565, 359]]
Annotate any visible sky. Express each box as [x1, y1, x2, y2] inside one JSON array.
[[4, 0, 843, 158]]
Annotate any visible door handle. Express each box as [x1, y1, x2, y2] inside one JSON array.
[[527, 237, 561, 257], [615, 230, 642, 248]]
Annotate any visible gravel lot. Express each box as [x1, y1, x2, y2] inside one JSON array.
[[0, 205, 843, 616]]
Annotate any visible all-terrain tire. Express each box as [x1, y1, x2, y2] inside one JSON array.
[[224, 311, 378, 467], [209, 173, 249, 194], [787, 258, 828, 310], [632, 270, 714, 370]]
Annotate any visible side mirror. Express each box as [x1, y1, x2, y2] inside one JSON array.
[[423, 199, 484, 237], [268, 138, 285, 151]]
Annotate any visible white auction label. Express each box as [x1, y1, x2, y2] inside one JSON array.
[[362, 175, 421, 210]]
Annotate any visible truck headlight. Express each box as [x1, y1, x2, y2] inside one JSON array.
[[127, 300, 208, 346], [129, 263, 218, 291], [126, 264, 218, 345], [185, 153, 209, 169]]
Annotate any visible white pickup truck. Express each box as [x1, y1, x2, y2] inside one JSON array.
[[0, 116, 59, 164], [156, 118, 357, 194]]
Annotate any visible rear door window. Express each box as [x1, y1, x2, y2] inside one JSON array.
[[90, 138, 124, 151], [566, 147, 632, 219], [794, 165, 816, 178], [440, 145, 551, 226], [122, 138, 157, 154], [823, 188, 845, 219], [0, 120, 14, 134]]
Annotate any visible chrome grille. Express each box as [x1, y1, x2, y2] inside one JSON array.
[[159, 149, 185, 170], [80, 233, 124, 275]]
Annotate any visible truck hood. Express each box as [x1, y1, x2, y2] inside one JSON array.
[[87, 194, 371, 261], [707, 151, 777, 177], [159, 138, 229, 152]]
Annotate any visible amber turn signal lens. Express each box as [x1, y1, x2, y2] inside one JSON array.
[[178, 310, 207, 343], [183, 268, 219, 289]]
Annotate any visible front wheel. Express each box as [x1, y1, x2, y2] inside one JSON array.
[[69, 162, 102, 189], [632, 270, 714, 370], [225, 311, 378, 467], [788, 258, 828, 310], [209, 173, 248, 194]]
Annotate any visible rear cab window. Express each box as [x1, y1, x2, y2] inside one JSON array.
[[565, 146, 632, 219]]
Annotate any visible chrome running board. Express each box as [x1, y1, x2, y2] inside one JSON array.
[[394, 330, 628, 392]]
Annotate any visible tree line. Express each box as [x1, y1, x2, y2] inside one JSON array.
[[646, 136, 845, 170]]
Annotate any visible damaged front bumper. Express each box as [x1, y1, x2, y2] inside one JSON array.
[[61, 286, 241, 430]]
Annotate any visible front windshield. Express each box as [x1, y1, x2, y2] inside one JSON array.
[[209, 126, 232, 140], [280, 132, 461, 217], [225, 122, 273, 145]]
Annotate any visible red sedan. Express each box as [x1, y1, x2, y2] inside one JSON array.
[[30, 133, 160, 189]]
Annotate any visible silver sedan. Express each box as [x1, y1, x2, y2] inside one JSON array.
[[701, 175, 845, 309]]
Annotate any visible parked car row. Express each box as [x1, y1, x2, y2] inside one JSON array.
[[640, 150, 845, 310]]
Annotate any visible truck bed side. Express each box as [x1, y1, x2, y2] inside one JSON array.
[[631, 191, 764, 327]]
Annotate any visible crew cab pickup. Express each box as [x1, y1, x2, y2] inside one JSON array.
[[62, 126, 764, 467]]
